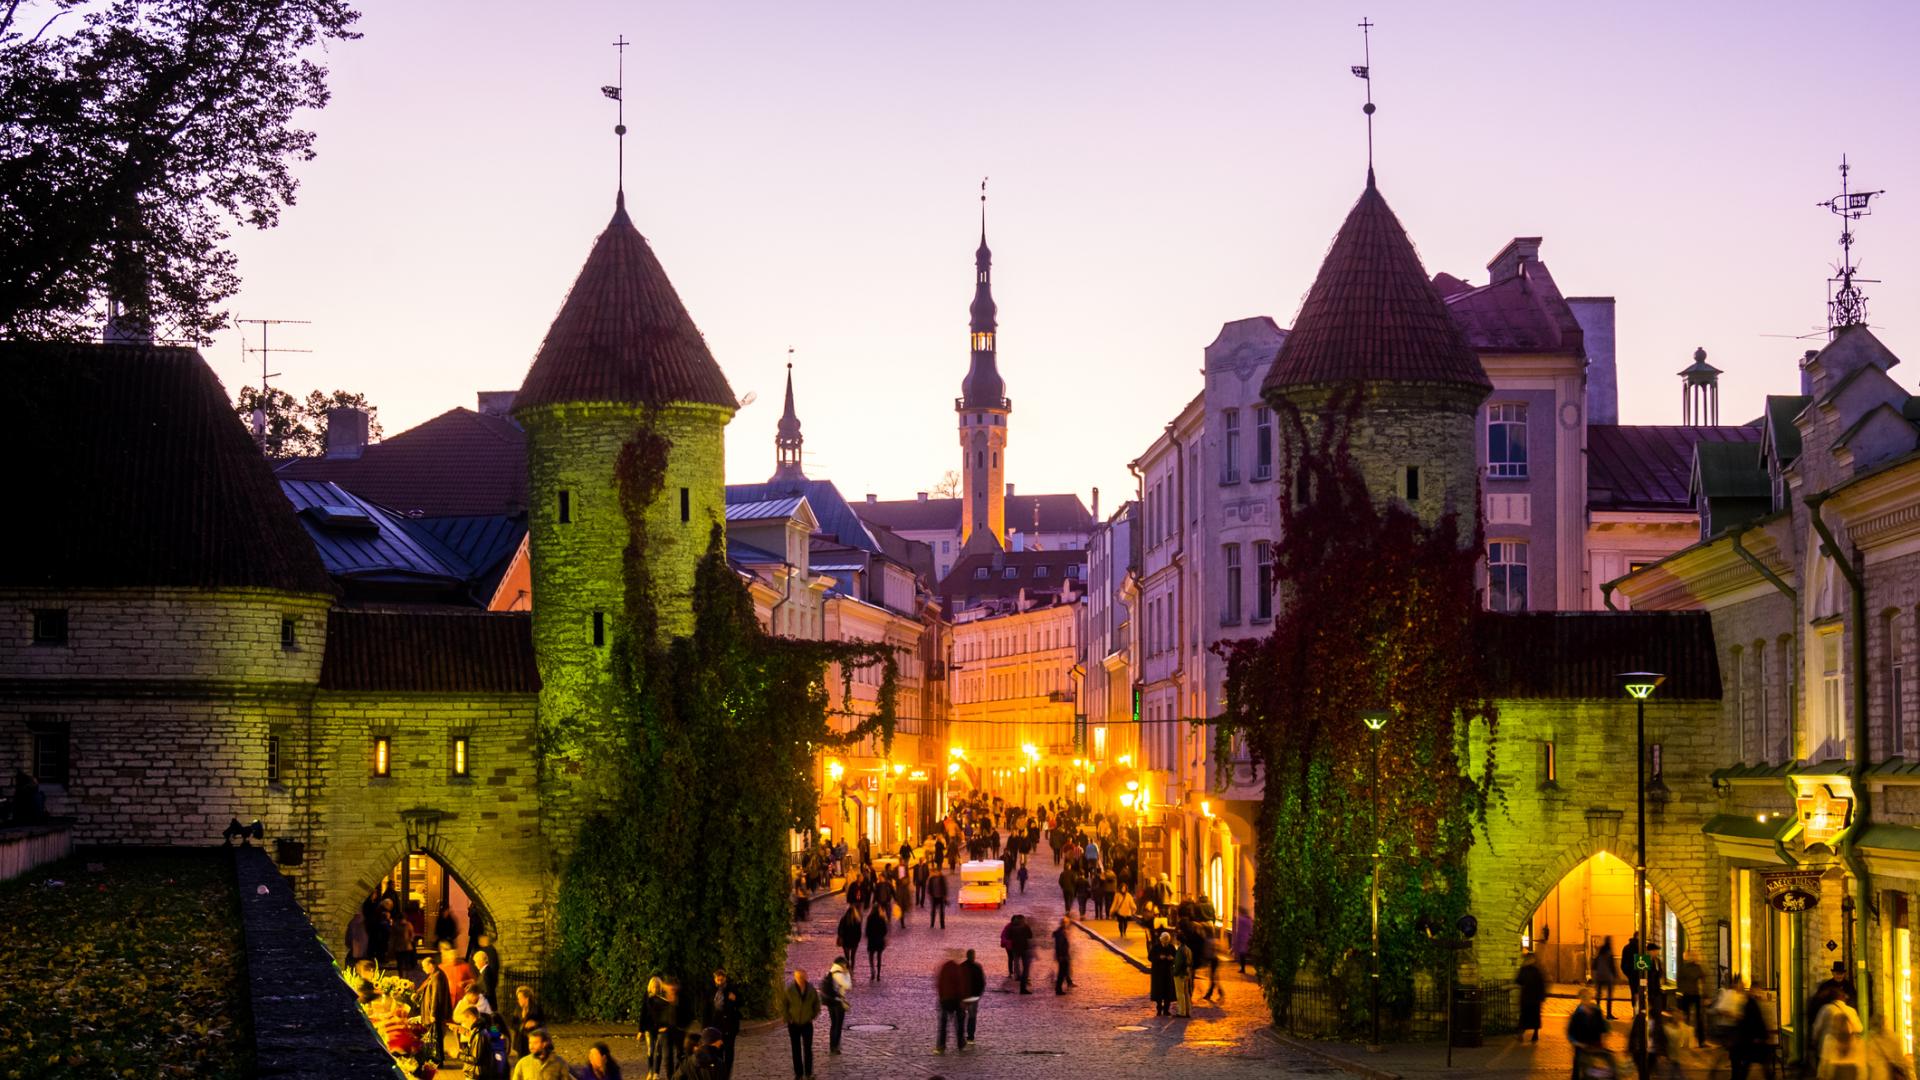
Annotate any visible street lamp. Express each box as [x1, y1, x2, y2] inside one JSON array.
[[1361, 708, 1392, 1052], [1618, 671, 1665, 1022]]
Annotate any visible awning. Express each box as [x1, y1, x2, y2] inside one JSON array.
[[1702, 812, 1800, 865]]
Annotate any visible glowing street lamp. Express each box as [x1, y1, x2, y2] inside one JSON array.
[[826, 758, 844, 783], [1361, 707, 1392, 1051], [1619, 671, 1665, 1017]]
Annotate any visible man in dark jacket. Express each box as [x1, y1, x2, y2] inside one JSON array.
[[936, 956, 967, 1053], [707, 970, 742, 1080], [1008, 915, 1034, 994], [418, 953, 452, 1063], [836, 905, 862, 969], [1052, 917, 1075, 995], [960, 949, 987, 1044], [775, 970, 821, 1080], [927, 871, 948, 929]]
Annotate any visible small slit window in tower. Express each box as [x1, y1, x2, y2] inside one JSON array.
[[558, 490, 572, 524], [592, 611, 605, 647], [31, 608, 68, 645], [280, 617, 297, 650], [1541, 740, 1557, 784], [1403, 466, 1421, 502], [679, 488, 690, 523], [452, 736, 470, 778], [373, 736, 391, 778], [267, 734, 281, 784]]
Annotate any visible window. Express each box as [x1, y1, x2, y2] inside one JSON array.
[[1402, 466, 1421, 503], [280, 617, 297, 650], [1822, 629, 1845, 749], [1221, 409, 1241, 484], [1650, 742, 1665, 781], [592, 611, 606, 647], [1254, 407, 1274, 481], [558, 489, 571, 524], [30, 716, 69, 785], [1488, 403, 1528, 478], [266, 734, 281, 784], [452, 736, 470, 778], [974, 567, 989, 580], [1003, 567, 1018, 579], [1756, 642, 1771, 763], [942, 540, 951, 554], [679, 487, 691, 523], [373, 735, 392, 778], [1221, 544, 1243, 625], [1254, 540, 1273, 621], [31, 608, 68, 646], [1034, 566, 1049, 578], [1487, 542, 1528, 612], [1888, 609, 1907, 759], [1541, 741, 1557, 785]]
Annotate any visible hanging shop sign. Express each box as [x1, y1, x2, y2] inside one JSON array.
[[1795, 782, 1854, 847], [1763, 869, 1824, 913]]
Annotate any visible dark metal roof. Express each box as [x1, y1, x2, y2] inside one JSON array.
[[318, 608, 538, 693], [276, 407, 527, 517], [1440, 260, 1585, 355], [1763, 395, 1812, 466], [727, 480, 879, 553], [281, 480, 471, 587], [6, 341, 332, 594], [1587, 423, 1761, 512], [514, 197, 737, 412], [1480, 611, 1721, 700], [1263, 180, 1490, 393], [856, 493, 1093, 536], [938, 548, 1088, 609], [412, 513, 527, 595]]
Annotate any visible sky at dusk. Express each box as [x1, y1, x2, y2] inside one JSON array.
[[208, 1, 1920, 511]]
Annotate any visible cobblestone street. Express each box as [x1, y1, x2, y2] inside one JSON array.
[[550, 863, 1346, 1078]]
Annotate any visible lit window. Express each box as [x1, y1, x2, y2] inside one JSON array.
[[1488, 542, 1528, 612], [1253, 540, 1273, 621], [1541, 740, 1557, 784], [373, 736, 391, 778], [1221, 409, 1241, 484], [1221, 544, 1242, 625], [1822, 630, 1845, 749], [1488, 403, 1528, 478], [1253, 407, 1274, 482], [31, 608, 68, 646], [452, 736, 470, 778]]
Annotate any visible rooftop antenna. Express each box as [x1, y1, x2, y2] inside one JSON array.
[[1820, 154, 1884, 335], [236, 318, 311, 447], [1353, 18, 1376, 185], [601, 35, 629, 199]]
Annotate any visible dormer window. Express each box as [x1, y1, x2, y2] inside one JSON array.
[[1034, 566, 1049, 578], [974, 567, 989, 580]]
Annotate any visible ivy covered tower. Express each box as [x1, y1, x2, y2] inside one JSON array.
[[514, 192, 737, 717], [958, 200, 1010, 551], [1260, 173, 1490, 532]]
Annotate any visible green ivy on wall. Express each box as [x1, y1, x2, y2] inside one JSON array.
[[548, 420, 898, 1021], [1214, 389, 1499, 1036]]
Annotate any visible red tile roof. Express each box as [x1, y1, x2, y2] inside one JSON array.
[[1263, 180, 1490, 393], [7, 341, 333, 594], [1587, 423, 1762, 513], [276, 408, 527, 517], [1480, 611, 1720, 700], [938, 548, 1087, 609], [515, 196, 737, 412], [1441, 261, 1585, 355], [857, 493, 1093, 535], [319, 608, 538, 693]]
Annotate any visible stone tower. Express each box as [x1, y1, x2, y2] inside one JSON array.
[[771, 362, 806, 491], [958, 205, 1010, 550], [1260, 174, 1490, 532], [515, 193, 737, 723]]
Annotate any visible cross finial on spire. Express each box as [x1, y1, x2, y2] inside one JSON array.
[[601, 36, 630, 202], [980, 176, 989, 239], [1352, 18, 1376, 186]]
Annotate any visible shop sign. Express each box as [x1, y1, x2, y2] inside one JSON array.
[[908, 769, 929, 783], [1795, 783, 1853, 847], [1762, 869, 1824, 913]]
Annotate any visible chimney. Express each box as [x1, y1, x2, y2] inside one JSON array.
[[1568, 297, 1617, 425], [1091, 486, 1101, 521], [866, 493, 877, 503], [1005, 482, 1016, 498], [1486, 237, 1543, 284], [476, 390, 517, 417], [916, 491, 929, 502], [324, 407, 369, 459], [1801, 349, 1819, 397]]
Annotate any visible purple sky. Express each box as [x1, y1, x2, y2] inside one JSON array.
[[211, 2, 1920, 509]]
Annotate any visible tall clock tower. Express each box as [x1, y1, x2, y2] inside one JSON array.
[[958, 203, 1010, 550]]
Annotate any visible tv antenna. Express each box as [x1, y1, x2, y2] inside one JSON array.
[[236, 318, 311, 446], [1819, 155, 1884, 335]]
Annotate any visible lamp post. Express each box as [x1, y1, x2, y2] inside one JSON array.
[[1361, 708, 1392, 1051], [1619, 671, 1665, 1026]]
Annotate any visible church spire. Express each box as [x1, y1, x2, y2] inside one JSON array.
[[961, 178, 1003, 408], [958, 179, 1010, 551], [773, 351, 805, 486]]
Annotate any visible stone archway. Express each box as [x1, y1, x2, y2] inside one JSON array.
[[1487, 834, 1706, 983], [337, 823, 510, 968]]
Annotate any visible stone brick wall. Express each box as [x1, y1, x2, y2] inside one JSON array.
[[1466, 697, 1724, 982], [0, 587, 331, 685], [1271, 382, 1485, 537]]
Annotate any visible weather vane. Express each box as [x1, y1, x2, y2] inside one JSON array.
[[601, 36, 630, 196], [1820, 155, 1884, 334], [1353, 18, 1375, 180]]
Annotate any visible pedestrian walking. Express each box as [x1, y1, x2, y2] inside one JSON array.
[[1567, 988, 1611, 1078], [1016, 860, 1029, 894], [512, 1028, 568, 1080], [575, 1041, 624, 1080], [914, 858, 929, 909], [1198, 925, 1223, 1005], [1112, 884, 1137, 938], [822, 960, 851, 1056], [1052, 917, 1075, 995], [512, 986, 546, 1060], [961, 949, 986, 1045], [1075, 871, 1092, 918], [418, 953, 452, 1064], [1593, 935, 1621, 1019], [936, 955, 967, 1053], [1676, 949, 1706, 1042], [775, 969, 820, 1080], [896, 866, 911, 928], [836, 905, 862, 970], [1007, 914, 1034, 994], [1173, 934, 1194, 1017], [874, 874, 895, 921], [1515, 951, 1546, 1043], [927, 870, 948, 928], [864, 905, 890, 980], [706, 970, 741, 1080], [1149, 932, 1176, 1015], [1621, 933, 1644, 1014]]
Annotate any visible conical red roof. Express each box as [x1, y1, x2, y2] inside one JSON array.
[[516, 196, 737, 411], [1263, 179, 1489, 394]]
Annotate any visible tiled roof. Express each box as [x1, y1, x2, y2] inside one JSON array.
[[276, 407, 527, 517], [1441, 261, 1585, 355], [1263, 179, 1490, 393], [515, 197, 737, 412], [1480, 611, 1720, 700], [6, 341, 332, 594], [857, 493, 1094, 536], [727, 480, 879, 553], [318, 608, 538, 694], [938, 548, 1088, 609], [281, 479, 471, 591], [1587, 423, 1761, 512]]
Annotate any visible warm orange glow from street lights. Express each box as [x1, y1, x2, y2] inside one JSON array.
[[826, 759, 844, 782]]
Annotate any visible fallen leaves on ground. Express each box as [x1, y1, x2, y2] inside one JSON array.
[[0, 850, 250, 1080]]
